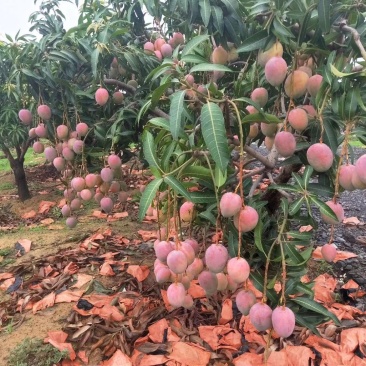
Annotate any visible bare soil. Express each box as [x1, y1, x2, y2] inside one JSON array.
[[0, 165, 156, 365]]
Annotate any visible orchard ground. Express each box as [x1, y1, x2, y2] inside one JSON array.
[[0, 144, 366, 365]]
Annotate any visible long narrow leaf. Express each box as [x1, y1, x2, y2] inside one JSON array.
[[292, 297, 340, 325], [169, 90, 186, 140], [200, 102, 230, 173], [138, 178, 163, 221], [142, 130, 161, 170], [164, 175, 191, 201]]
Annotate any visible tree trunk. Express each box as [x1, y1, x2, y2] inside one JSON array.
[[11, 158, 31, 201]]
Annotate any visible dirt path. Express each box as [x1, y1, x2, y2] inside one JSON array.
[[0, 166, 157, 365]]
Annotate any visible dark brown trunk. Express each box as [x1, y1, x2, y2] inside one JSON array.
[[11, 158, 31, 201]]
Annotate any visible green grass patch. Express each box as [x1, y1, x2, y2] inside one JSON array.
[[0, 149, 45, 173], [0, 182, 14, 191], [349, 136, 366, 148], [8, 338, 68, 366]]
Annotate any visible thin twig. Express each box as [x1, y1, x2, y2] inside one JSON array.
[[339, 22, 366, 61], [243, 145, 275, 169], [248, 173, 264, 198]]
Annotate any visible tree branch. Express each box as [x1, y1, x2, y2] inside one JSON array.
[[244, 145, 275, 169], [20, 138, 35, 161], [103, 79, 136, 94], [339, 22, 366, 61], [151, 107, 170, 120], [1, 144, 15, 165]]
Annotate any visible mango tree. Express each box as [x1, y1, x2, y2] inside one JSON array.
[[134, 0, 366, 334], [4, 0, 366, 337]]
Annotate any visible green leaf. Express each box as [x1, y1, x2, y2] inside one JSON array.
[[190, 63, 232, 73], [142, 130, 161, 170], [318, 0, 330, 33], [292, 173, 304, 189], [181, 54, 208, 64], [169, 90, 186, 140], [214, 164, 227, 188], [289, 197, 304, 216], [294, 314, 321, 336], [323, 119, 339, 154], [330, 64, 359, 78], [91, 48, 99, 79], [200, 210, 217, 225], [164, 175, 191, 201], [302, 166, 314, 188], [285, 243, 307, 265], [138, 178, 163, 221], [287, 231, 312, 241], [237, 30, 270, 53], [182, 35, 210, 57], [295, 283, 315, 297], [146, 63, 173, 83], [250, 272, 278, 304], [181, 166, 214, 186], [220, 0, 239, 14], [200, 102, 230, 173], [292, 297, 340, 325], [161, 141, 177, 171], [199, 0, 211, 27], [344, 88, 359, 121], [307, 183, 334, 197], [148, 117, 170, 130], [254, 220, 267, 257], [241, 112, 281, 124], [273, 17, 295, 39], [211, 6, 224, 34], [310, 196, 338, 222], [151, 82, 171, 108], [269, 184, 300, 193], [228, 231, 238, 258], [189, 191, 217, 203]]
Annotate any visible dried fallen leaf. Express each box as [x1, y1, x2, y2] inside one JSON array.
[[64, 262, 79, 275], [127, 265, 150, 282], [313, 274, 337, 305], [101, 350, 132, 366], [22, 210, 37, 219], [33, 292, 56, 313], [17, 239, 32, 253], [219, 299, 233, 325], [148, 318, 179, 343], [299, 225, 313, 232], [168, 342, 210, 366], [70, 273, 93, 289], [45, 330, 76, 361], [343, 217, 361, 225], [55, 289, 84, 303], [312, 246, 358, 262], [100, 263, 115, 276], [0, 273, 13, 281], [92, 210, 108, 219], [0, 277, 15, 291], [138, 230, 158, 241], [41, 218, 55, 225], [267, 346, 315, 366], [233, 353, 264, 365], [340, 328, 366, 355], [38, 200, 56, 214], [342, 280, 360, 290]]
